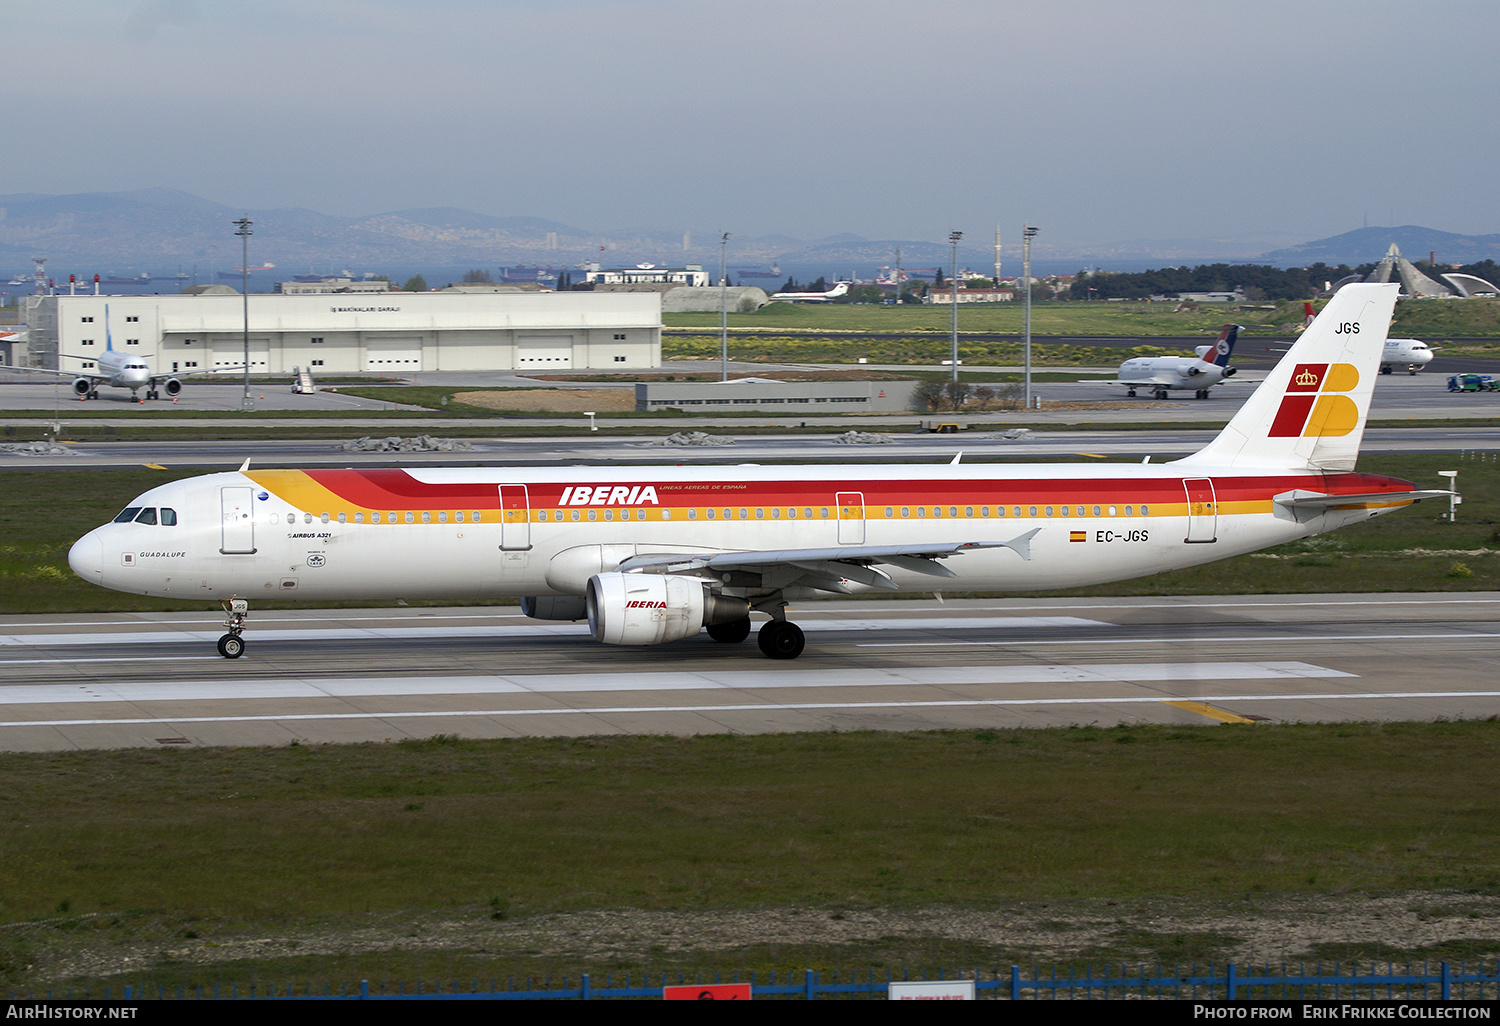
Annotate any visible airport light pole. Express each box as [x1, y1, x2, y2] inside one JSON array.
[[233, 217, 253, 410], [948, 230, 962, 384], [1023, 224, 1038, 410], [720, 231, 730, 382]]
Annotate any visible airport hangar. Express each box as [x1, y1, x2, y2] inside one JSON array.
[[19, 289, 662, 376]]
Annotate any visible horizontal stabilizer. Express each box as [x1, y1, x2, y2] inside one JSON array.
[[1274, 488, 1453, 511]]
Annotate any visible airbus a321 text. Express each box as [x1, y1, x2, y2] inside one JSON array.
[[70, 283, 1448, 661], [1110, 322, 1243, 399]]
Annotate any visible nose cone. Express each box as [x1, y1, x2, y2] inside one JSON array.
[[69, 530, 104, 585]]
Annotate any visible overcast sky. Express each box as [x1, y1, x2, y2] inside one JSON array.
[[13, 0, 1499, 252]]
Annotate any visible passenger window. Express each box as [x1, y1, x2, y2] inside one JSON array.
[[114, 507, 142, 523], [338, 512, 347, 524], [135, 508, 158, 525], [160, 508, 177, 526]]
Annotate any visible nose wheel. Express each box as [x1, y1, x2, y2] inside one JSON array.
[[218, 597, 248, 659]]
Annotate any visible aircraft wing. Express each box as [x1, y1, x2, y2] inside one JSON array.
[[150, 365, 248, 384], [0, 365, 105, 383], [616, 534, 1039, 594]]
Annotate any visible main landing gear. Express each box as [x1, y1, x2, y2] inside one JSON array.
[[757, 619, 805, 660], [705, 614, 807, 659], [218, 597, 248, 659]]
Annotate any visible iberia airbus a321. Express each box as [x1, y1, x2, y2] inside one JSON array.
[[69, 282, 1446, 660]]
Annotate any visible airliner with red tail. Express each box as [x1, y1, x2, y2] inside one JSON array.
[[69, 283, 1448, 660]]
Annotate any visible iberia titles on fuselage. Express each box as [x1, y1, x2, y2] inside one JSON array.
[[68, 283, 1449, 660]]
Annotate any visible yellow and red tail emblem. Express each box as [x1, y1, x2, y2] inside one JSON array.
[[1268, 363, 1360, 437]]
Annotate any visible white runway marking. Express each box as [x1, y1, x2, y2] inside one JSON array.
[[0, 616, 1106, 651], [860, 631, 1500, 648], [0, 660, 1352, 706], [6, 692, 1500, 731]]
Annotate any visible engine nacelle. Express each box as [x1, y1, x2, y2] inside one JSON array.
[[163, 378, 183, 396], [585, 573, 750, 647], [72, 377, 92, 396], [520, 595, 588, 621], [1222, 366, 1237, 378]]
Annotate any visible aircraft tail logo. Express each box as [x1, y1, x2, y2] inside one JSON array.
[[1175, 283, 1398, 473]]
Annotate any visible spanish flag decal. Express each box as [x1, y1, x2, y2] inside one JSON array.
[[1069, 530, 1087, 543], [1268, 362, 1361, 438]]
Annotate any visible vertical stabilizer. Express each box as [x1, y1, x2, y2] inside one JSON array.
[[1174, 283, 1398, 472]]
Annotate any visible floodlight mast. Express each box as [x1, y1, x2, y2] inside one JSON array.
[[720, 231, 730, 382], [233, 217, 253, 411], [1023, 224, 1038, 409], [948, 230, 963, 384]]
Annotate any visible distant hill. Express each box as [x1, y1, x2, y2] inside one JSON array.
[[1260, 226, 1500, 267], [3, 189, 1496, 280]]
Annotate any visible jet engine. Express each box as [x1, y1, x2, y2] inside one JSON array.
[[163, 378, 183, 396], [72, 378, 92, 396], [520, 595, 587, 621], [585, 572, 749, 646]]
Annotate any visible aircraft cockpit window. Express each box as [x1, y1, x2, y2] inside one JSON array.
[[160, 508, 177, 526], [135, 507, 158, 525], [114, 507, 143, 523]]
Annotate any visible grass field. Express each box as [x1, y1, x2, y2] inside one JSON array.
[[3, 722, 1499, 991], [664, 296, 1500, 338]]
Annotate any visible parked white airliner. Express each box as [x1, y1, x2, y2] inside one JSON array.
[[70, 283, 1446, 661], [769, 281, 851, 302], [6, 304, 243, 402]]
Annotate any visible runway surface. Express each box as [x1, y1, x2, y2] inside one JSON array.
[[1, 593, 1495, 751]]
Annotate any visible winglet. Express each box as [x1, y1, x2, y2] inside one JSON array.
[[238, 458, 251, 472], [950, 452, 963, 465]]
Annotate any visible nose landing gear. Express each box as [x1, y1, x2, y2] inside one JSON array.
[[218, 597, 248, 658]]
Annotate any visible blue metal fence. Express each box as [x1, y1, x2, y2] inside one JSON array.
[[10, 961, 1498, 1000]]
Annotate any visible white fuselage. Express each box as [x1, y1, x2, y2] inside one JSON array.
[[1381, 338, 1434, 372], [69, 462, 1406, 605], [1117, 355, 1231, 392]]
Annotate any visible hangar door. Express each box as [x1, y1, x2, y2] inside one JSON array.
[[214, 338, 270, 373], [365, 337, 424, 371], [516, 334, 574, 370]]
